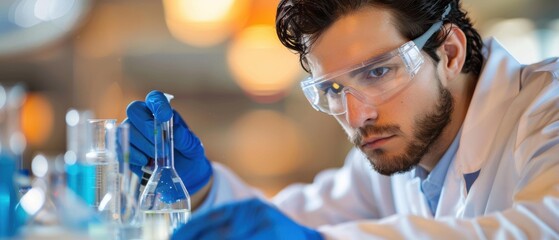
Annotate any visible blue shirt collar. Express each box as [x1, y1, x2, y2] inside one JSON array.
[[414, 128, 462, 215]]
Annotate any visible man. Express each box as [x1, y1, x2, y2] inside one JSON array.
[[125, 0, 559, 238]]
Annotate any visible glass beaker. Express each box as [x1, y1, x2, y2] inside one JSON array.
[[0, 84, 26, 237], [0, 150, 19, 238], [85, 119, 121, 224], [138, 112, 191, 240], [65, 109, 95, 205]]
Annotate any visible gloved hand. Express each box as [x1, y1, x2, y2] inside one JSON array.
[[171, 198, 323, 240], [123, 90, 213, 194]]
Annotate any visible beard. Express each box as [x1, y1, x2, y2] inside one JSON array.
[[351, 80, 454, 176]]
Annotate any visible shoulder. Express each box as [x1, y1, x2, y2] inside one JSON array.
[[513, 57, 559, 172], [519, 57, 559, 92], [516, 57, 559, 121]]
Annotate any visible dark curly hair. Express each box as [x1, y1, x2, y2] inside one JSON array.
[[276, 0, 484, 76]]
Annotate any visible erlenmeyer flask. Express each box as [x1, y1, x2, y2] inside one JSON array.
[[138, 104, 191, 240]]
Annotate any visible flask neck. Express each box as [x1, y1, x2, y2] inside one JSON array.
[[155, 117, 174, 169]]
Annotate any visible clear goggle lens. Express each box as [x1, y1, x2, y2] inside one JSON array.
[[301, 41, 423, 115], [300, 4, 451, 116]]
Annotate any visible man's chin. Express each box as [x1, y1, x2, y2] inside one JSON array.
[[363, 150, 417, 176]]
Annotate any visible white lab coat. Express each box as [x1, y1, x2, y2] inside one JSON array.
[[205, 38, 559, 239]]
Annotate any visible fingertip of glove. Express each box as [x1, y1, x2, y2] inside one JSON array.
[[146, 90, 173, 122], [146, 90, 163, 99]]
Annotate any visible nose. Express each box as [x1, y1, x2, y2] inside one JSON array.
[[344, 92, 378, 128]]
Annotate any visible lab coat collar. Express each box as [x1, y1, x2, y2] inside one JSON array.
[[455, 38, 522, 174]]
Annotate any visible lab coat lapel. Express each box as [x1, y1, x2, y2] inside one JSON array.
[[456, 38, 522, 174], [438, 38, 522, 218]]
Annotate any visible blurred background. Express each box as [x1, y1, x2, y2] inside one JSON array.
[[1, 0, 558, 196]]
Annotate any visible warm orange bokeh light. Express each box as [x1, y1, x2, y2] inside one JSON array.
[[163, 0, 250, 47], [21, 93, 54, 146], [245, 0, 279, 26], [228, 110, 303, 177], [227, 24, 301, 102]]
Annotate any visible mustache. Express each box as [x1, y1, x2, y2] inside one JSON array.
[[351, 124, 402, 146]]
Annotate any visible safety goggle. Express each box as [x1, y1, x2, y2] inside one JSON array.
[[300, 5, 451, 116]]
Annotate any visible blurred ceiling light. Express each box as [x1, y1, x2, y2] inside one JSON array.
[[9, 0, 79, 26], [228, 110, 303, 177], [1, 0, 90, 56], [9, 0, 42, 28], [163, 0, 250, 47], [21, 93, 54, 146], [175, 0, 234, 22], [244, 0, 278, 26], [227, 24, 301, 103], [35, 0, 76, 21], [485, 18, 539, 64]]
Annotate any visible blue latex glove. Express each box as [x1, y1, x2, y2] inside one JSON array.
[[171, 198, 323, 240], [123, 90, 213, 194]]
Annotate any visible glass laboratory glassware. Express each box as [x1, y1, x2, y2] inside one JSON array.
[[139, 157, 155, 197], [21, 154, 63, 237], [0, 113, 20, 238], [117, 123, 138, 225], [139, 93, 174, 198], [65, 109, 95, 205], [138, 111, 191, 240], [19, 154, 101, 239], [116, 123, 142, 240], [85, 119, 121, 224], [0, 84, 25, 237]]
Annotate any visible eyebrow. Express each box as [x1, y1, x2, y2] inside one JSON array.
[[348, 64, 369, 78], [313, 45, 397, 82], [347, 51, 394, 78]]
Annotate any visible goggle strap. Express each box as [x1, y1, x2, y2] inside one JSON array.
[[413, 4, 452, 49]]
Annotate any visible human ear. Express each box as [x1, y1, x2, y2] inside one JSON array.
[[438, 24, 467, 83]]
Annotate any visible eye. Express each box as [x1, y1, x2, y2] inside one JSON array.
[[366, 67, 390, 79]]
